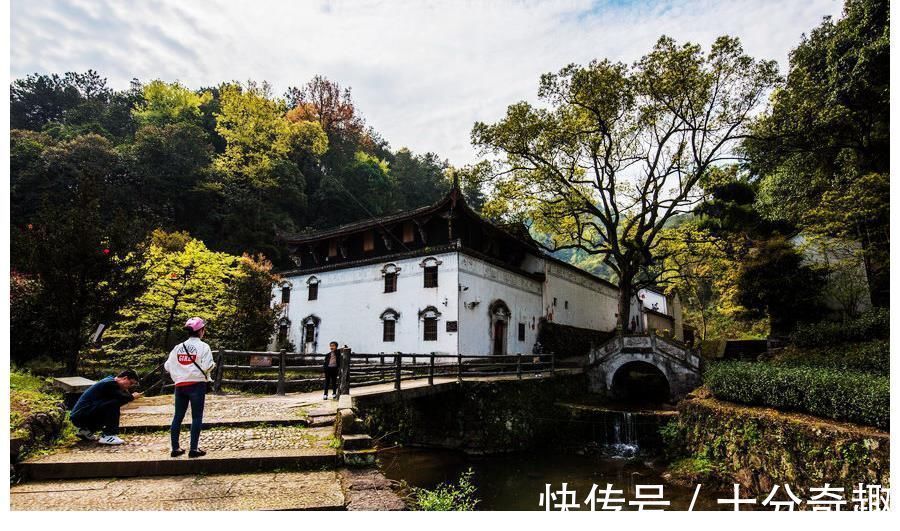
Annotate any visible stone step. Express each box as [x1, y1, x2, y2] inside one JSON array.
[[340, 434, 373, 451], [19, 426, 339, 481], [11, 470, 347, 511], [22, 448, 339, 481], [120, 418, 310, 433], [343, 448, 377, 468], [308, 415, 336, 428]]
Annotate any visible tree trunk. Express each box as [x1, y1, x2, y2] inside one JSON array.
[[617, 272, 633, 334]]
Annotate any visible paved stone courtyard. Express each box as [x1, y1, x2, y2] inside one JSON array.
[[11, 376, 559, 510], [26, 426, 334, 463], [120, 392, 336, 429], [11, 471, 346, 511]]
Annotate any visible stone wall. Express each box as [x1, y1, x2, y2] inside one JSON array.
[[669, 393, 890, 496], [356, 374, 588, 454]]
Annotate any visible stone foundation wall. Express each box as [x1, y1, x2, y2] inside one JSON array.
[[671, 394, 890, 496], [356, 374, 587, 454]]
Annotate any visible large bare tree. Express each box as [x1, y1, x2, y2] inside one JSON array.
[[472, 36, 779, 329]]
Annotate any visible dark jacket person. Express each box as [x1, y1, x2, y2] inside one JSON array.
[[70, 370, 141, 445], [323, 341, 341, 400]]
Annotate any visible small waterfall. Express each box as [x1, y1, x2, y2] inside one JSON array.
[[605, 411, 639, 458]]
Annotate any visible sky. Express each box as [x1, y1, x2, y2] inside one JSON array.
[[11, 0, 843, 166]]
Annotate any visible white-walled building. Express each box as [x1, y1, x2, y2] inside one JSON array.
[[271, 187, 682, 356]]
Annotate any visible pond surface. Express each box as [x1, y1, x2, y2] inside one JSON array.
[[378, 446, 733, 511]]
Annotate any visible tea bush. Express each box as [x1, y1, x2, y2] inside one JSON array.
[[705, 361, 889, 430], [790, 308, 888, 347]]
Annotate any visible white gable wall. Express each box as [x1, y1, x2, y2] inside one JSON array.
[[275, 251, 460, 355], [457, 253, 543, 355], [542, 261, 618, 332]]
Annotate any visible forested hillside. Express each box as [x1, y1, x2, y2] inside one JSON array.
[[10, 73, 478, 372]]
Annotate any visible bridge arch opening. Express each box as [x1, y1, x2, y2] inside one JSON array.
[[610, 361, 670, 404]]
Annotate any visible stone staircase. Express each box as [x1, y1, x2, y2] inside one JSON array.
[[334, 396, 377, 467], [11, 392, 402, 510]]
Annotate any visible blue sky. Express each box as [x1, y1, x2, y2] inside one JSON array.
[[11, 0, 842, 165]]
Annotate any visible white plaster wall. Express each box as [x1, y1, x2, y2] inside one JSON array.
[[542, 262, 618, 332], [637, 289, 668, 314], [273, 251, 459, 355], [457, 253, 543, 355]]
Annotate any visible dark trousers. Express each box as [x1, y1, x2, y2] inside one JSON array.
[[171, 382, 206, 451], [70, 399, 121, 436], [324, 367, 339, 396]]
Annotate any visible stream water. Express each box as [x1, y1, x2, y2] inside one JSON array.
[[378, 408, 732, 511]]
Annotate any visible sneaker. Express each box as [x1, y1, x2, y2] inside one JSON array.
[[323, 395, 328, 400], [98, 435, 125, 445], [331, 394, 337, 400], [76, 428, 98, 441], [188, 449, 207, 458], [171, 448, 185, 458]]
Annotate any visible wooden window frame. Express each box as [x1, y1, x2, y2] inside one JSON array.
[[384, 272, 398, 293], [308, 283, 318, 301], [423, 266, 438, 288], [423, 317, 438, 341], [383, 319, 396, 342]]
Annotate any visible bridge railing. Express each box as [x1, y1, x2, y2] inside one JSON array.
[[209, 349, 556, 395]]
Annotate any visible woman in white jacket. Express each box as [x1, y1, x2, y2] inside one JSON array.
[[165, 317, 215, 458]]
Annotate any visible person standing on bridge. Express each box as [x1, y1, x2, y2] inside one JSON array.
[[323, 341, 341, 400], [165, 317, 215, 458]]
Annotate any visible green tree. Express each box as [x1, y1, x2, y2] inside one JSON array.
[[390, 148, 449, 210], [123, 122, 213, 229], [744, 0, 889, 305], [11, 70, 141, 141], [132, 80, 212, 126], [208, 82, 327, 258], [103, 230, 240, 364], [11, 134, 150, 372], [735, 236, 825, 337], [472, 36, 779, 328], [217, 254, 281, 351]]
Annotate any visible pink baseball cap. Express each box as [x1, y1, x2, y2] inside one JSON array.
[[185, 317, 206, 331]]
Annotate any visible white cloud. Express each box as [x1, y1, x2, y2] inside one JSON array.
[[11, 0, 842, 165]]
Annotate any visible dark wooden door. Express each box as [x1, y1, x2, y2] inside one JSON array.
[[493, 320, 506, 355]]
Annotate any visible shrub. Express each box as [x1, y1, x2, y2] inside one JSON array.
[[10, 370, 75, 457], [411, 468, 480, 511], [790, 308, 889, 347], [772, 340, 889, 376], [705, 361, 889, 430]]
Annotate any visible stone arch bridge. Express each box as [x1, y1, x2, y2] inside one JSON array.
[[585, 334, 702, 401]]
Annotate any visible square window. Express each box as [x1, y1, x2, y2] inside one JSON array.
[[402, 222, 415, 243], [281, 286, 291, 304], [423, 318, 438, 341], [308, 283, 318, 300], [383, 319, 396, 342], [518, 323, 526, 341], [384, 272, 398, 293], [424, 266, 438, 288], [446, 321, 458, 332]]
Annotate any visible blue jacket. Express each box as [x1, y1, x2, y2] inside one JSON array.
[[70, 376, 133, 416]]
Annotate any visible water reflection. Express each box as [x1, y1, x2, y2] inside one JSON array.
[[378, 446, 732, 511]]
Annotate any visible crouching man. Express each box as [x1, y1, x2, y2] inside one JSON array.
[[70, 369, 142, 445]]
